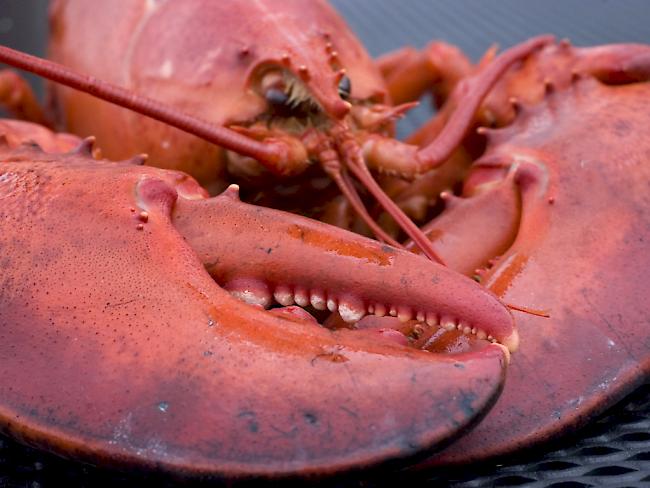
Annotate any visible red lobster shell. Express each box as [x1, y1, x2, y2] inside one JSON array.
[[0, 0, 648, 480], [426, 44, 650, 465], [0, 118, 514, 478]]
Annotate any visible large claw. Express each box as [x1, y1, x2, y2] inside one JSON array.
[[423, 76, 650, 465], [0, 129, 514, 478]]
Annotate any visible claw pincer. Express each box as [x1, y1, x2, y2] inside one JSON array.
[[0, 130, 513, 478]]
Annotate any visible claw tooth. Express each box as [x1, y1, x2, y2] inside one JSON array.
[[442, 319, 456, 331], [223, 184, 240, 200], [310, 291, 327, 310], [338, 299, 366, 323], [426, 312, 438, 326], [294, 287, 309, 307], [374, 304, 386, 317], [389, 306, 397, 317], [229, 290, 270, 308], [477, 329, 487, 340], [74, 136, 96, 156], [458, 321, 471, 335], [327, 297, 338, 312], [367, 304, 375, 314], [471, 327, 478, 335], [397, 307, 413, 323], [225, 279, 272, 309], [273, 285, 294, 306], [416, 311, 425, 322]]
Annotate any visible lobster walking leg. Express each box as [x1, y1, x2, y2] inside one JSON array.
[[361, 35, 554, 177], [0, 69, 49, 125]]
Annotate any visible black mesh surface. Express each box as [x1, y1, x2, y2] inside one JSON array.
[[0, 0, 649, 486]]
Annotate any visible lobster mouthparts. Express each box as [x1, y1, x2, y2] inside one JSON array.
[[0, 140, 514, 478]]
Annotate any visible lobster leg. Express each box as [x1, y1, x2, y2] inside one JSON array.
[[0, 69, 49, 125], [376, 42, 473, 106], [361, 36, 554, 177], [318, 143, 404, 247], [359, 44, 488, 227]]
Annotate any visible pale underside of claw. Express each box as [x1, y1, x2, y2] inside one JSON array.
[[426, 77, 650, 466]]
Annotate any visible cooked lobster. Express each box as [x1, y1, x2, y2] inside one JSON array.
[[0, 0, 649, 480]]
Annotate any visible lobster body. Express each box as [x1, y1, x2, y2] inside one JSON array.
[[45, 0, 554, 261], [49, 0, 386, 192]]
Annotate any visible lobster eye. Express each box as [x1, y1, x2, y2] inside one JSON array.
[[338, 75, 351, 100], [265, 88, 290, 108]]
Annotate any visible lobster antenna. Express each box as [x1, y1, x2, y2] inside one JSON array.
[[506, 303, 550, 318], [318, 147, 405, 247], [415, 35, 554, 170], [0, 45, 282, 164], [337, 135, 446, 264]]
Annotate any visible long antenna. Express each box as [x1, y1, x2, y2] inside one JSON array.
[[0, 45, 282, 164]]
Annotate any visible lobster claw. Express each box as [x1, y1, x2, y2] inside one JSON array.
[[422, 76, 650, 466], [0, 136, 514, 478]]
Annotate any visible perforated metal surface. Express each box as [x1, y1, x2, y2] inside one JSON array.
[[0, 0, 649, 486]]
